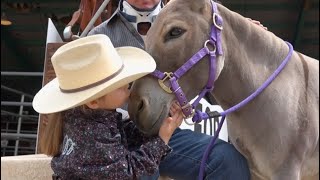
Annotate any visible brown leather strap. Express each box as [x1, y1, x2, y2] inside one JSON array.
[[80, 0, 90, 31]]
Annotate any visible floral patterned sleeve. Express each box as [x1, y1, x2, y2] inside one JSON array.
[[52, 119, 170, 180], [121, 118, 154, 147]]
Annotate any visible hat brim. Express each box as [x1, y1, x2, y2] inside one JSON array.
[[33, 47, 156, 114]]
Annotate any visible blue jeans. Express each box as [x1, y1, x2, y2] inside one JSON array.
[[141, 128, 250, 180]]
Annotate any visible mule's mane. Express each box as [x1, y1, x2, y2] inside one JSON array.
[[214, 3, 292, 88]]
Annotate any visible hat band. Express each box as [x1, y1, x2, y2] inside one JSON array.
[[59, 64, 124, 93]]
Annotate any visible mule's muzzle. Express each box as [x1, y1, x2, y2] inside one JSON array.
[[128, 95, 162, 136]]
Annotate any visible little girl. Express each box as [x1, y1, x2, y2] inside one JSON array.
[[33, 34, 183, 179]]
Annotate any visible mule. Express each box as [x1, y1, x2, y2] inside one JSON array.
[[128, 0, 319, 179]]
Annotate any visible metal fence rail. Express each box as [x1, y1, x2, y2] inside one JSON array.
[[1, 71, 40, 156]]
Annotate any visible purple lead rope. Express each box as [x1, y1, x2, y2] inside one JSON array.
[[197, 41, 293, 180]]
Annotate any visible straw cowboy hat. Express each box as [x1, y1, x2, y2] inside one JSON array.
[[33, 34, 156, 114]]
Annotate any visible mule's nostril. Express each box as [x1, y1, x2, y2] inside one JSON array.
[[137, 100, 144, 112]]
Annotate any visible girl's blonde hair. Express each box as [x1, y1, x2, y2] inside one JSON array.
[[39, 112, 64, 156], [39, 105, 93, 156]]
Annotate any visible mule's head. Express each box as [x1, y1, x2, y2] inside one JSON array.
[[128, 0, 226, 135]]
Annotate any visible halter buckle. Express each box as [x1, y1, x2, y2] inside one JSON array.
[[158, 72, 174, 93], [183, 109, 196, 125], [182, 105, 195, 118], [213, 13, 223, 30]]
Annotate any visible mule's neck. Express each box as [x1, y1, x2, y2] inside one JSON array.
[[212, 4, 291, 108]]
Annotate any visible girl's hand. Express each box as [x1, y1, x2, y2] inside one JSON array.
[[159, 101, 184, 144]]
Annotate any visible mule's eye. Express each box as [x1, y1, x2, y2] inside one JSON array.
[[170, 28, 184, 37], [165, 27, 185, 41]]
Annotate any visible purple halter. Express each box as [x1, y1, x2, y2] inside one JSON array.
[[151, 1, 223, 122], [151, 1, 293, 123]]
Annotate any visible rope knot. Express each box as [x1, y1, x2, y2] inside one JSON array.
[[192, 110, 209, 123]]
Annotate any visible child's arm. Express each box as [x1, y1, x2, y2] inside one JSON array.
[[52, 121, 171, 179]]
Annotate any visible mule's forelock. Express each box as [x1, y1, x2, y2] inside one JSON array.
[[183, 0, 207, 13]]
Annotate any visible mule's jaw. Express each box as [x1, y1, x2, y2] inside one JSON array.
[[138, 119, 163, 136], [139, 107, 168, 136]]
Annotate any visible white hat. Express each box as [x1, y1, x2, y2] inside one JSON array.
[[32, 34, 156, 114]]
